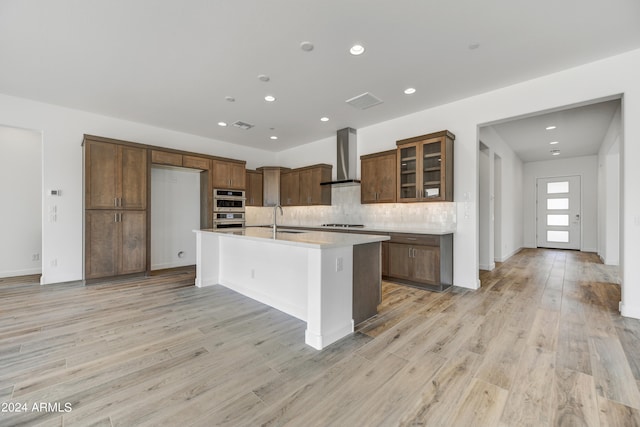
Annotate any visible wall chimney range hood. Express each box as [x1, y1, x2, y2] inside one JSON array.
[[320, 127, 360, 186]]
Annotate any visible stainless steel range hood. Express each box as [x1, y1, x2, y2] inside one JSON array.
[[320, 127, 361, 186]]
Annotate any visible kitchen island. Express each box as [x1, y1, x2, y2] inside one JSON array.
[[193, 228, 390, 350]]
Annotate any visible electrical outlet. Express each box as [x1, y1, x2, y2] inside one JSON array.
[[336, 257, 343, 272], [32, 253, 40, 261], [251, 269, 255, 279], [50, 259, 57, 267]]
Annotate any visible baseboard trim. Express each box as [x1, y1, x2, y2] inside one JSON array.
[[620, 302, 640, 320], [0, 267, 42, 279], [496, 247, 523, 263]]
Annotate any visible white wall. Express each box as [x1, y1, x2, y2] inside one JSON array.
[[0, 92, 277, 284], [598, 105, 622, 265], [523, 156, 598, 251], [276, 49, 640, 294], [478, 144, 492, 270], [151, 167, 201, 270], [0, 126, 42, 278]]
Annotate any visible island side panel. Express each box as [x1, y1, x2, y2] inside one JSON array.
[[305, 246, 354, 350], [217, 236, 308, 321], [194, 231, 220, 287], [353, 242, 381, 325]]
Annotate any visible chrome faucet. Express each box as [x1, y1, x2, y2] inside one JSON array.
[[273, 204, 283, 234]]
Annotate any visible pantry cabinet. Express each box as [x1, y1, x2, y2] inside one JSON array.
[[85, 140, 147, 210], [85, 210, 146, 279], [396, 130, 454, 202]]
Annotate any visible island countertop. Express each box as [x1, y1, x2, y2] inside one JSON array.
[[246, 224, 455, 235], [195, 227, 390, 249]]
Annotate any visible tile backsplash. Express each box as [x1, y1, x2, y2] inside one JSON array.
[[246, 185, 456, 230]]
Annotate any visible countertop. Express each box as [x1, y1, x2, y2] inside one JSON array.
[[194, 227, 390, 249], [247, 224, 456, 236]]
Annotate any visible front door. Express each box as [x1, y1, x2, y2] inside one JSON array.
[[536, 176, 581, 250]]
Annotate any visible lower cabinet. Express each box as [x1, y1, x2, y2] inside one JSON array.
[[386, 233, 453, 291], [85, 210, 147, 279]]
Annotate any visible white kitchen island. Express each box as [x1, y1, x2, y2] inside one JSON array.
[[193, 227, 389, 350]]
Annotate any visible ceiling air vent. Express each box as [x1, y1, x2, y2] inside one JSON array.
[[232, 120, 254, 130], [345, 92, 383, 110]]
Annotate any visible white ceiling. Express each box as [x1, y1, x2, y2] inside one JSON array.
[[1, 0, 639, 152], [486, 99, 621, 163]]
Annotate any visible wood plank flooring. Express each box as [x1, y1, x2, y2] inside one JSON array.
[[1, 249, 639, 426]]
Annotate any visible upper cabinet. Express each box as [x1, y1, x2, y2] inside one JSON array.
[[360, 150, 397, 204], [212, 159, 246, 189], [280, 170, 300, 206], [246, 170, 263, 207], [85, 139, 148, 210], [299, 164, 332, 205], [280, 164, 332, 206], [396, 130, 454, 202]]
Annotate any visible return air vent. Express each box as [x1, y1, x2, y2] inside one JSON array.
[[345, 92, 383, 110], [232, 120, 254, 130]]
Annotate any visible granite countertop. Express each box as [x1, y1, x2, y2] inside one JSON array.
[[195, 227, 390, 249], [246, 224, 456, 235]]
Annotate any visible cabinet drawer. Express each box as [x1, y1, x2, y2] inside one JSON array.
[[389, 233, 439, 246], [182, 155, 210, 170], [151, 150, 183, 166]]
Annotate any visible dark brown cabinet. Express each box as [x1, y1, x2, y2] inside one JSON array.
[[84, 137, 149, 280], [397, 130, 454, 202], [280, 164, 331, 206], [212, 159, 245, 189], [151, 150, 183, 167], [360, 150, 397, 203], [246, 170, 263, 206], [299, 164, 332, 205], [280, 170, 300, 206], [386, 233, 453, 291], [85, 210, 146, 279], [85, 140, 147, 210]]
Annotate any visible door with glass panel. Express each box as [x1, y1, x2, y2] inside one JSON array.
[[536, 176, 581, 250]]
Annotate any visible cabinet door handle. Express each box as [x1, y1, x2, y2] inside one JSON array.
[[408, 247, 412, 258], [407, 237, 417, 241], [413, 248, 417, 258], [114, 213, 118, 223], [114, 198, 118, 207], [119, 213, 123, 222], [119, 197, 122, 207]]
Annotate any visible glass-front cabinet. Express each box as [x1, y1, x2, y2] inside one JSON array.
[[396, 130, 455, 202]]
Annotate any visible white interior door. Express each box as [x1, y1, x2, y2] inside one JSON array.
[[536, 176, 581, 250]]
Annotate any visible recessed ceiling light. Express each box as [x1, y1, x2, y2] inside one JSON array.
[[350, 44, 365, 55], [549, 141, 559, 145], [225, 96, 235, 102], [468, 43, 480, 50], [320, 117, 329, 122], [546, 126, 556, 130], [264, 95, 276, 102], [404, 87, 416, 95], [258, 74, 270, 82], [300, 41, 314, 52], [552, 152, 560, 156], [217, 122, 227, 127], [270, 136, 278, 140]]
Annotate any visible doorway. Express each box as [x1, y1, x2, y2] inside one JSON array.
[[0, 125, 42, 278], [536, 175, 581, 250]]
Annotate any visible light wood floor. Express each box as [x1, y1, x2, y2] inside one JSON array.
[[1, 249, 639, 426]]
